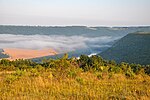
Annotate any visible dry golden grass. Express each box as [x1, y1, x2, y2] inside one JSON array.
[[0, 69, 150, 100]]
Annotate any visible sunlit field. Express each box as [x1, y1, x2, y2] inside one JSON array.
[[0, 55, 150, 100]]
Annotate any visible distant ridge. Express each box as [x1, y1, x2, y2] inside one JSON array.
[[100, 32, 150, 65], [1, 25, 150, 37], [0, 49, 9, 59], [132, 31, 150, 34]]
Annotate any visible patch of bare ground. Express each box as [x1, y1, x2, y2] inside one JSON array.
[[2, 48, 57, 60]]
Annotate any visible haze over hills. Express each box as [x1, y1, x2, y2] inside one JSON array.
[[100, 32, 150, 65], [0, 25, 150, 61], [1, 25, 150, 36], [0, 49, 9, 58], [1, 0, 150, 99]]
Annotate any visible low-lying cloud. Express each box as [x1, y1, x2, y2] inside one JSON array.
[[0, 34, 120, 53]]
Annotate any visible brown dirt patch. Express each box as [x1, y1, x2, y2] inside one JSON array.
[[2, 48, 57, 60]]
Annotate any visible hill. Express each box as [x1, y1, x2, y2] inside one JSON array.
[[1, 25, 150, 37], [0, 49, 9, 58], [100, 32, 150, 65]]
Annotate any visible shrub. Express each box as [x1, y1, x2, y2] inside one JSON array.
[[13, 69, 25, 77], [67, 70, 77, 78], [29, 68, 40, 77], [108, 66, 121, 73], [96, 73, 103, 80], [0, 59, 11, 66], [34, 64, 45, 72], [5, 74, 18, 84], [76, 77, 84, 84], [125, 67, 135, 78]]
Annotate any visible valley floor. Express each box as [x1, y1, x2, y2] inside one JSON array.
[[2, 48, 57, 60]]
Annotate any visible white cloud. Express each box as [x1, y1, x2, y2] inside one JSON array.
[[0, 34, 120, 53]]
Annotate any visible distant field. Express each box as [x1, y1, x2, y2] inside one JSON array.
[[2, 48, 57, 60]]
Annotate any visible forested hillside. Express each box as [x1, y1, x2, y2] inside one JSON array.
[[100, 32, 150, 65], [0, 49, 9, 58], [1, 25, 150, 36]]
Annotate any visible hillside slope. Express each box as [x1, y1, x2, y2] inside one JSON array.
[[0, 49, 9, 59], [100, 32, 150, 65]]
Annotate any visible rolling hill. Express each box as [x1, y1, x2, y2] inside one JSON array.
[[0, 49, 9, 59], [100, 32, 150, 65]]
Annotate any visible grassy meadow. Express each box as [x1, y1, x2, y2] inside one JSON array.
[[0, 54, 150, 100]]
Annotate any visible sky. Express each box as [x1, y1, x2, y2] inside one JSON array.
[[0, 0, 150, 26]]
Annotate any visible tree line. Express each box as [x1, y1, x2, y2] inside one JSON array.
[[0, 54, 150, 77]]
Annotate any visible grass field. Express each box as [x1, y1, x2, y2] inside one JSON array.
[[0, 55, 150, 100], [0, 69, 150, 100]]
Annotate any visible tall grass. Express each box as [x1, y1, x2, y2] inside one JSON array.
[[0, 69, 150, 100], [0, 55, 150, 99]]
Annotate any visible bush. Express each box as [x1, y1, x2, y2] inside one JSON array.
[[34, 64, 45, 72], [76, 77, 84, 84], [5, 74, 19, 84], [125, 67, 135, 78], [13, 69, 25, 76], [67, 70, 77, 78], [96, 73, 103, 80], [29, 68, 40, 77]]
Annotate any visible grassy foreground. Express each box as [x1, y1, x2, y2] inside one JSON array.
[[0, 54, 150, 100]]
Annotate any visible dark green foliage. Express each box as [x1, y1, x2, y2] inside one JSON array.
[[125, 67, 135, 78], [0, 54, 149, 77], [0, 59, 36, 71], [11, 59, 36, 69], [144, 65, 150, 75], [78, 55, 105, 71], [78, 55, 90, 71], [109, 60, 117, 66], [0, 59, 11, 66], [100, 32, 150, 65], [130, 64, 142, 74], [108, 66, 121, 73]]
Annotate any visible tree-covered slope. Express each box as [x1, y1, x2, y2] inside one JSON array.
[[100, 32, 150, 65]]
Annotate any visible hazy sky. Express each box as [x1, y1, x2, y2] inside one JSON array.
[[0, 0, 150, 26]]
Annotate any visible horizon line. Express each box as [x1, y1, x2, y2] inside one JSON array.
[[0, 24, 150, 28]]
